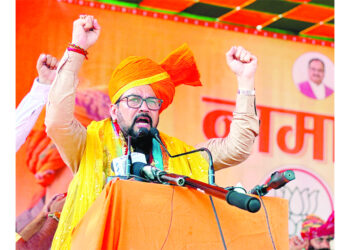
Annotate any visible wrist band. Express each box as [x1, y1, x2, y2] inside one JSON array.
[[67, 43, 88, 59], [48, 212, 61, 222], [238, 89, 255, 96]]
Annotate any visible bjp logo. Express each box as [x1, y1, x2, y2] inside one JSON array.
[[266, 166, 333, 236]]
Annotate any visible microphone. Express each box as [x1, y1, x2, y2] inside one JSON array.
[[109, 152, 147, 181], [130, 151, 260, 212], [138, 127, 150, 137], [225, 190, 261, 213], [131, 162, 163, 181], [131, 161, 185, 186], [150, 128, 215, 185], [125, 128, 149, 179], [249, 170, 295, 196]]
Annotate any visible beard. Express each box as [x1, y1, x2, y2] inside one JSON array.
[[126, 114, 154, 154], [308, 246, 330, 250]]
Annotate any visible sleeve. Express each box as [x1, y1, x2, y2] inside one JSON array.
[[16, 218, 59, 250], [45, 50, 87, 174], [195, 94, 259, 171], [16, 78, 51, 152]]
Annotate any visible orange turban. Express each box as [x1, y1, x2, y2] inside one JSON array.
[[108, 43, 202, 113]]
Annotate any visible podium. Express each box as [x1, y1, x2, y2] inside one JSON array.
[[71, 179, 289, 249]]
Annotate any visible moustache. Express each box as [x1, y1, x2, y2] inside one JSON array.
[[131, 113, 153, 128]]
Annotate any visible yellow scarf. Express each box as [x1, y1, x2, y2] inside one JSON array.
[[51, 118, 209, 249]]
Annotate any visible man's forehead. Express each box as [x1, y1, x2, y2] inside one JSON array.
[[121, 85, 156, 97], [309, 60, 324, 68]]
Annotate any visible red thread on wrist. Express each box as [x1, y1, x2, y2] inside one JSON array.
[[67, 43, 88, 59]]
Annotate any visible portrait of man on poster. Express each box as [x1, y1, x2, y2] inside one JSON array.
[[297, 57, 333, 100]]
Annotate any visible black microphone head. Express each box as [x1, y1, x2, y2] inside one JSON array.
[[150, 128, 159, 137], [247, 199, 261, 213], [225, 191, 261, 213], [131, 162, 147, 177], [138, 128, 150, 137]]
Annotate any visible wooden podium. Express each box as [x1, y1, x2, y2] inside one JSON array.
[[71, 179, 289, 249]]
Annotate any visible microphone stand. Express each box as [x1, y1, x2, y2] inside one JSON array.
[[155, 171, 261, 213], [249, 170, 295, 196], [126, 136, 132, 179], [144, 128, 260, 212]]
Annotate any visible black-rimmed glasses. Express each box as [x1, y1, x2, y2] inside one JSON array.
[[116, 95, 163, 111]]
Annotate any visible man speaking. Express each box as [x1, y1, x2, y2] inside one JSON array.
[[45, 15, 259, 249]]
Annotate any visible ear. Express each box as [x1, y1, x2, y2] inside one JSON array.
[[109, 103, 118, 121]]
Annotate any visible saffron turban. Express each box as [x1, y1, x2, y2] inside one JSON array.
[[108, 43, 202, 113]]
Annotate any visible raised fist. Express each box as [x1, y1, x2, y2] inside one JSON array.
[[226, 46, 257, 90], [71, 15, 101, 50], [36, 54, 59, 85]]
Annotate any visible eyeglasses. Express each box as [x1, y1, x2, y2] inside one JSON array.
[[116, 95, 163, 111]]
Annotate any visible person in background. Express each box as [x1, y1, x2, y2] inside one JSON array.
[[16, 53, 58, 152], [289, 211, 334, 250], [298, 58, 333, 100], [16, 193, 66, 250]]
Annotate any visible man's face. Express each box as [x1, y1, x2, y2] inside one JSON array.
[[110, 85, 160, 136], [309, 236, 331, 250], [308, 60, 325, 85]]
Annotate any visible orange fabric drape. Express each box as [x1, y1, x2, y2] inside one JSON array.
[[26, 128, 66, 187], [71, 180, 289, 249]]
